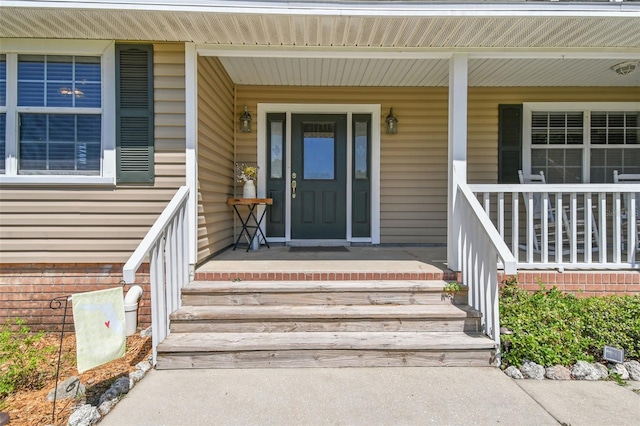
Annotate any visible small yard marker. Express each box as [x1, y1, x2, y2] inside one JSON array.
[[603, 345, 624, 364]]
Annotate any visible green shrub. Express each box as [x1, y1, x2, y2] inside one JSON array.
[[499, 278, 640, 367], [0, 319, 54, 399]]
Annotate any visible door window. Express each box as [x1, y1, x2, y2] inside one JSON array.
[[303, 122, 335, 180]]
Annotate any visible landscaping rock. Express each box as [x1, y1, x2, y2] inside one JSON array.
[[609, 363, 629, 380], [67, 404, 100, 426], [129, 369, 146, 384], [593, 362, 609, 379], [625, 360, 640, 381], [545, 365, 572, 380], [111, 377, 131, 395], [140, 326, 152, 338], [520, 361, 545, 380], [136, 360, 152, 373], [572, 361, 604, 380], [47, 376, 85, 402], [98, 388, 119, 406], [98, 399, 117, 416], [504, 366, 523, 379]]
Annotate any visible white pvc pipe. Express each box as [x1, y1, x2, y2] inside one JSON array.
[[124, 285, 144, 336]]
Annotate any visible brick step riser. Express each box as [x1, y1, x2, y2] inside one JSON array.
[[182, 292, 468, 306], [170, 318, 480, 334]]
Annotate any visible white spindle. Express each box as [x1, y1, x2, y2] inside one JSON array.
[[541, 192, 549, 264], [613, 193, 621, 264], [585, 193, 592, 264], [598, 193, 606, 265], [570, 192, 577, 265], [498, 192, 504, 238]]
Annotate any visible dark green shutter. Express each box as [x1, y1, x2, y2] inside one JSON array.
[[116, 44, 154, 184], [498, 104, 523, 184]]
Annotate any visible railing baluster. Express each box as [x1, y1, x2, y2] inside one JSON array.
[[585, 193, 592, 264], [526, 193, 534, 264], [512, 193, 518, 262], [570, 192, 577, 265], [555, 192, 562, 265], [541, 191, 549, 264], [498, 192, 505, 239], [629, 195, 637, 265], [598, 193, 606, 265], [613, 192, 621, 264]]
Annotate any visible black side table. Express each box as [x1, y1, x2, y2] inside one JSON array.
[[227, 198, 273, 252]]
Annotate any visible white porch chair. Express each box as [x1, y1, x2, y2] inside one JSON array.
[[518, 170, 563, 253], [518, 170, 599, 254], [613, 170, 640, 251]]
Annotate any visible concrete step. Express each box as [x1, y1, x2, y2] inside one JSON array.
[[156, 331, 497, 369], [181, 280, 468, 306], [169, 304, 481, 333]]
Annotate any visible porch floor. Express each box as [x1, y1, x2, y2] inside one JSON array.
[[196, 245, 450, 278]]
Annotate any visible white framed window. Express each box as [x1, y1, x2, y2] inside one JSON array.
[[523, 102, 640, 183], [0, 40, 115, 185]]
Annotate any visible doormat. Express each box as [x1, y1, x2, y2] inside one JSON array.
[[289, 246, 349, 253]]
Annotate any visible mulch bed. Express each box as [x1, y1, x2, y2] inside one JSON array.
[[2, 333, 151, 426]]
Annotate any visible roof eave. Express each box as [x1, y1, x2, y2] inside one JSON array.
[[2, 0, 640, 18]]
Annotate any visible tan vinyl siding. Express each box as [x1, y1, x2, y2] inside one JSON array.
[[0, 43, 186, 263], [467, 87, 640, 184], [197, 57, 235, 262], [236, 86, 450, 244], [236, 85, 640, 245]]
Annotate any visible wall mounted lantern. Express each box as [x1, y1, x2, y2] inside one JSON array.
[[239, 106, 252, 133], [385, 108, 398, 135]]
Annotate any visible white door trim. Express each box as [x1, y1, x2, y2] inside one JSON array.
[[257, 103, 381, 244]]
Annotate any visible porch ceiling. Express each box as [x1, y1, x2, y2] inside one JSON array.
[[218, 57, 640, 86], [2, 3, 639, 87]]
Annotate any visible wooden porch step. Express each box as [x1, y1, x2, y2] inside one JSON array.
[[169, 304, 481, 333], [156, 331, 496, 369], [182, 280, 468, 306]]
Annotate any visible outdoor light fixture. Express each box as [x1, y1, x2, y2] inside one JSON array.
[[239, 106, 252, 133], [610, 61, 638, 76], [385, 108, 398, 135]]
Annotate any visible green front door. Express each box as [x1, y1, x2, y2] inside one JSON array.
[[291, 114, 347, 239]]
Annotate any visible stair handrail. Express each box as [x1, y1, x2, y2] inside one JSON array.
[[123, 185, 190, 364], [455, 174, 517, 363]]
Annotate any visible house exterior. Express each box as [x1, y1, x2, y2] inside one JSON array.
[[1, 0, 639, 332]]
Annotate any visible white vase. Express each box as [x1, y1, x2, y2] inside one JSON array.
[[243, 180, 256, 199]]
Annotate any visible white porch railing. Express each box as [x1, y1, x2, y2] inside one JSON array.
[[469, 184, 640, 270], [456, 179, 517, 352], [123, 186, 190, 364]]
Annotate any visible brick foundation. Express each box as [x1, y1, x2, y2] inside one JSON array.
[[0, 263, 151, 332], [499, 271, 640, 297]]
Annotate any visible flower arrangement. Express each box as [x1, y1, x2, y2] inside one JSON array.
[[236, 163, 257, 182]]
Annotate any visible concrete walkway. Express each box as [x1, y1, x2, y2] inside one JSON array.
[[101, 367, 640, 426]]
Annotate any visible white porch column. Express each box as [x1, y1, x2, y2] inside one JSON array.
[[447, 53, 468, 272], [185, 43, 198, 275]]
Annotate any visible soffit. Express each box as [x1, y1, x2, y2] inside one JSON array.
[[219, 57, 640, 86], [1, 8, 640, 49]]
